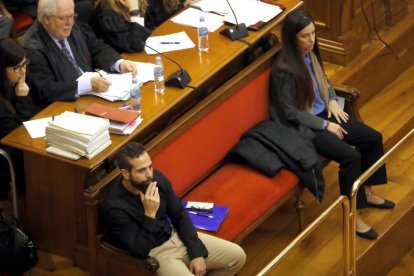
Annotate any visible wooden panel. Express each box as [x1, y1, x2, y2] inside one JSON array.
[[303, 0, 408, 65]]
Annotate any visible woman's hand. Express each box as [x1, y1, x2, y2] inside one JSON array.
[[183, 0, 201, 6], [15, 72, 30, 97], [119, 0, 139, 11], [328, 100, 349, 124], [326, 121, 348, 139]]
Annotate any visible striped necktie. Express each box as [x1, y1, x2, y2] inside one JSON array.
[[58, 40, 82, 76]]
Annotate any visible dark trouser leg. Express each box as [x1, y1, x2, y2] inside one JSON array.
[[312, 115, 387, 209]]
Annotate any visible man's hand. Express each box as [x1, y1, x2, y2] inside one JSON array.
[[15, 71, 30, 96], [140, 181, 160, 219], [120, 60, 138, 77], [189, 257, 206, 276], [328, 100, 349, 124], [91, 76, 111, 92], [326, 121, 348, 140]]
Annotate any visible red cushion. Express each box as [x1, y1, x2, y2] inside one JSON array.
[[11, 11, 34, 33], [183, 163, 299, 241], [152, 69, 271, 195]]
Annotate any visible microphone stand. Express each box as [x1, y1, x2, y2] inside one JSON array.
[[144, 44, 191, 89], [220, 0, 248, 40]]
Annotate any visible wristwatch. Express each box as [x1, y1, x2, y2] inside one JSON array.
[[129, 9, 140, 16]]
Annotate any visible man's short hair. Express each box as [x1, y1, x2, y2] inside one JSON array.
[[38, 0, 74, 23], [117, 142, 147, 172]]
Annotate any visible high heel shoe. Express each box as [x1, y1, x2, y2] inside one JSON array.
[[356, 228, 378, 240]]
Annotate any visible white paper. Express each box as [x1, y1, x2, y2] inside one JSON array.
[[186, 201, 214, 209], [171, 8, 224, 32], [223, 0, 282, 26], [134, 62, 156, 84], [191, 0, 230, 14], [23, 117, 53, 138], [77, 71, 132, 101], [145, 31, 196, 55]]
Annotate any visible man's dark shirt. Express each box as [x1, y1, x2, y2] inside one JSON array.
[[101, 169, 208, 260]]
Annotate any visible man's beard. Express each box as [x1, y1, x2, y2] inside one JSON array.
[[130, 177, 154, 194]]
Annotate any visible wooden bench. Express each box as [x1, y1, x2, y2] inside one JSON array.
[[83, 44, 360, 275]]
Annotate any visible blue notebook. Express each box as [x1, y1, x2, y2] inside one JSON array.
[[182, 202, 229, 232]]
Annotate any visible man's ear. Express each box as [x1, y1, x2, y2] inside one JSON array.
[[120, 168, 130, 180]]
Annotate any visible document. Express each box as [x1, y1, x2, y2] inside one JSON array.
[[223, 0, 283, 26], [134, 61, 156, 84], [171, 8, 224, 32], [77, 71, 132, 102], [23, 117, 54, 138], [144, 31, 196, 55], [183, 202, 229, 232], [190, 0, 230, 14]]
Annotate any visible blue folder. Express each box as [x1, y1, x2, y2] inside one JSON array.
[[182, 202, 229, 232]]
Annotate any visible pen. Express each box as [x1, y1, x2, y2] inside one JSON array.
[[189, 211, 214, 218], [160, 42, 180, 44]]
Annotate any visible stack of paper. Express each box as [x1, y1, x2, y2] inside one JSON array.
[[85, 102, 143, 135], [45, 111, 112, 160]]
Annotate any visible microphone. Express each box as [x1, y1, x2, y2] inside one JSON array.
[[143, 43, 191, 89], [220, 0, 248, 41]]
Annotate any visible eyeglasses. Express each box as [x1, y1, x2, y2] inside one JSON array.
[[13, 59, 30, 73], [53, 13, 78, 23]]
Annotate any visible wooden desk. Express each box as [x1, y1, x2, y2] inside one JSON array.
[[1, 0, 302, 269]]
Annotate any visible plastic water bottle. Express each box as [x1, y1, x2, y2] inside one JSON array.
[[154, 56, 165, 93], [198, 15, 209, 52], [130, 77, 141, 111]]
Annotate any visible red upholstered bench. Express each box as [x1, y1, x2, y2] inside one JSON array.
[[148, 64, 302, 242], [147, 48, 361, 243]]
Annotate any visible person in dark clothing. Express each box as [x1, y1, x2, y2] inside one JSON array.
[[0, 38, 39, 204], [22, 0, 137, 108], [3, 0, 38, 19], [0, 15, 12, 39], [102, 142, 246, 276], [91, 0, 151, 53], [269, 10, 395, 240]]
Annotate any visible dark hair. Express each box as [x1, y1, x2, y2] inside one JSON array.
[[279, 10, 323, 110], [0, 39, 27, 115], [117, 142, 147, 171]]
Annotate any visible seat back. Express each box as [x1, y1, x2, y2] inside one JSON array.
[[148, 50, 277, 196], [0, 149, 18, 218], [83, 169, 159, 276]]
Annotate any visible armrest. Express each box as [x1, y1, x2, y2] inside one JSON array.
[[99, 238, 160, 273], [333, 84, 362, 121]]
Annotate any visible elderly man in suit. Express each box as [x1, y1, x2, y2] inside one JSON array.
[[22, 0, 137, 107]]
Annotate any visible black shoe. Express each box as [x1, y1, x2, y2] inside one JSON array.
[[356, 228, 378, 240], [368, 199, 395, 209]]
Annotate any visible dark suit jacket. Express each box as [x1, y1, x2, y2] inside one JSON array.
[[22, 21, 121, 107]]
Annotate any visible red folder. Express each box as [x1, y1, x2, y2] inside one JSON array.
[[86, 103, 139, 124]]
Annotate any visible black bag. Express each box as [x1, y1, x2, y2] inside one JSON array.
[[0, 210, 38, 275]]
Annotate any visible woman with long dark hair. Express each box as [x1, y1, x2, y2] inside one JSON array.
[[0, 38, 38, 208], [270, 10, 394, 240]]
